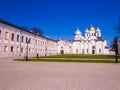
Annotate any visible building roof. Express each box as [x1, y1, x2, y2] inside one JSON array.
[[0, 19, 57, 42]]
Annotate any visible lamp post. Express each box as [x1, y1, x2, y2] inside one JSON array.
[[26, 38, 30, 61], [115, 38, 118, 63]]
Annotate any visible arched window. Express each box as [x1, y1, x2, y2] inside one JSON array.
[[17, 35, 19, 42], [99, 49, 101, 53], [11, 33, 14, 41], [76, 49, 78, 53], [87, 49, 88, 53], [21, 47, 23, 52], [4, 46, 8, 52], [97, 33, 99, 37], [0, 45, 2, 52], [0, 30, 2, 38], [11, 46, 14, 52], [92, 46, 95, 49], [92, 33, 94, 36]]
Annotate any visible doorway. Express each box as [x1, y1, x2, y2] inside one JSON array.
[[92, 50, 95, 54], [60, 50, 64, 54]]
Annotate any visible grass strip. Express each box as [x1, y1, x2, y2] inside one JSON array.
[[39, 54, 120, 59], [14, 58, 120, 63]]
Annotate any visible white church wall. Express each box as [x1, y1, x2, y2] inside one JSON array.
[[72, 41, 80, 54]]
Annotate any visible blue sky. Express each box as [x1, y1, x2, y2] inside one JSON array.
[[0, 0, 120, 45]]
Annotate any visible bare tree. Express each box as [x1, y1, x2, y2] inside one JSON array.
[[31, 27, 43, 36], [111, 37, 118, 63], [21, 26, 29, 30], [110, 18, 120, 63], [115, 18, 120, 36]]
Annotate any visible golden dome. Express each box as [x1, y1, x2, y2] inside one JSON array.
[[88, 25, 95, 31]]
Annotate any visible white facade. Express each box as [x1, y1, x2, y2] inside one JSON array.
[[57, 40, 72, 54], [0, 19, 110, 57], [72, 25, 109, 54], [0, 19, 58, 57]]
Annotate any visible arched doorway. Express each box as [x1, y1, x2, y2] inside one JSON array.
[[60, 50, 64, 54], [92, 50, 95, 54], [92, 46, 95, 54]]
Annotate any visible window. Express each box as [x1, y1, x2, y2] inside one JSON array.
[[11, 46, 14, 52], [0, 30, 2, 38], [87, 33, 88, 36], [99, 49, 101, 53], [76, 49, 78, 53], [4, 46, 8, 52], [26, 37, 28, 43], [21, 47, 23, 52], [87, 49, 88, 53], [98, 33, 100, 36], [17, 35, 19, 42], [5, 32, 9, 40], [21, 36, 24, 42], [82, 49, 84, 54], [0, 45, 1, 52], [92, 46, 95, 49], [97, 33, 99, 37], [11, 33, 14, 41]]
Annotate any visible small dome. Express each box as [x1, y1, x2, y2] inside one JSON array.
[[88, 25, 96, 31], [75, 28, 81, 35], [85, 28, 89, 32], [96, 27, 101, 32]]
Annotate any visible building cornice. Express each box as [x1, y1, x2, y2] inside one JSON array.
[[0, 19, 57, 42]]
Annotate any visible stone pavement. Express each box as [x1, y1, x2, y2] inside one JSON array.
[[0, 57, 120, 90]]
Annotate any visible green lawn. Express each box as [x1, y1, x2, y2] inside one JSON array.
[[15, 54, 120, 63], [40, 54, 119, 59]]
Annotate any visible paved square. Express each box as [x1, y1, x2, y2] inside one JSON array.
[[0, 58, 120, 90]]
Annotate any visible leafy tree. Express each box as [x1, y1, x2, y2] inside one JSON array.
[[31, 27, 43, 36]]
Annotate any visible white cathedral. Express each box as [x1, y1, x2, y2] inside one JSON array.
[[72, 25, 109, 54], [58, 25, 109, 55]]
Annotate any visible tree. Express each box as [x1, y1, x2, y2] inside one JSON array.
[[111, 18, 120, 63], [31, 27, 43, 36], [115, 18, 120, 36], [111, 37, 118, 63], [21, 26, 28, 30]]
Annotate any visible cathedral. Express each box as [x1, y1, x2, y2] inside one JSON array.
[[72, 25, 109, 54]]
